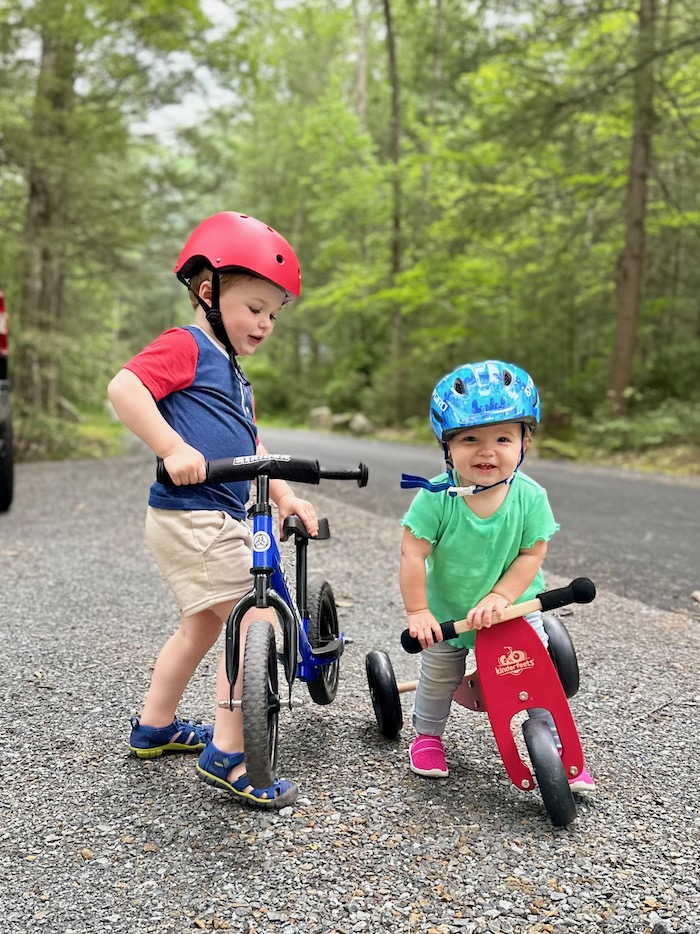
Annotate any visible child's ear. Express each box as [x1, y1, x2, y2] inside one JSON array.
[[198, 279, 212, 304]]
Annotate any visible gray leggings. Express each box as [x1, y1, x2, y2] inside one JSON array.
[[412, 611, 559, 743]]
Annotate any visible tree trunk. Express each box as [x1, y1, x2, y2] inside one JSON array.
[[420, 0, 444, 222], [352, 0, 370, 130], [382, 0, 405, 421], [428, 0, 444, 124], [607, 0, 656, 416], [17, 17, 77, 414]]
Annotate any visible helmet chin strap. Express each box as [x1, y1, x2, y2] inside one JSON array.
[[401, 424, 527, 497], [446, 471, 515, 497], [400, 471, 516, 497], [178, 270, 250, 385]]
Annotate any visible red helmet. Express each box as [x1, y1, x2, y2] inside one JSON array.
[[174, 211, 301, 302]]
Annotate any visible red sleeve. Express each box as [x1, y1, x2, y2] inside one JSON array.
[[124, 328, 199, 402]]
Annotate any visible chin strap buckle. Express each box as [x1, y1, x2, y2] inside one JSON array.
[[401, 471, 517, 498]]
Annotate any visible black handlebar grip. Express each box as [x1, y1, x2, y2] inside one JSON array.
[[156, 458, 171, 486], [400, 620, 458, 655], [538, 577, 596, 612], [156, 456, 321, 486], [319, 463, 369, 487], [205, 455, 322, 485]]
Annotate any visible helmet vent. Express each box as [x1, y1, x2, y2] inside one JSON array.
[[453, 378, 466, 394], [275, 253, 284, 264], [432, 409, 444, 424], [503, 369, 513, 387]]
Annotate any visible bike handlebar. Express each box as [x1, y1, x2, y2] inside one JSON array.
[[400, 577, 596, 654], [156, 454, 369, 488]]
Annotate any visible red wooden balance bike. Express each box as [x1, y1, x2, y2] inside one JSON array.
[[365, 578, 595, 827]]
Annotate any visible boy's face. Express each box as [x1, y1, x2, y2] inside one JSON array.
[[198, 276, 286, 356], [447, 422, 525, 486]]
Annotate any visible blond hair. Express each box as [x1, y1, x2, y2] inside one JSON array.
[[186, 268, 254, 310]]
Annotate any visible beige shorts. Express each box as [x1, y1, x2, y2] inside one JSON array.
[[145, 507, 254, 616]]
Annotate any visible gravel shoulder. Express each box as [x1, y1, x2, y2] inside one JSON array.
[[1, 454, 698, 934]]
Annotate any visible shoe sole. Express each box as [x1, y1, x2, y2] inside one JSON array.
[[569, 779, 596, 793], [196, 764, 298, 810], [130, 741, 207, 759], [410, 764, 449, 777]]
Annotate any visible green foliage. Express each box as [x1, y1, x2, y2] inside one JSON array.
[[580, 399, 700, 454], [14, 402, 125, 461], [2, 0, 700, 469], [535, 399, 700, 476]]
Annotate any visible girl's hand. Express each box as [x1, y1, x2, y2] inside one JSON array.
[[407, 609, 444, 650], [276, 493, 318, 537], [162, 443, 206, 485], [465, 592, 510, 630]]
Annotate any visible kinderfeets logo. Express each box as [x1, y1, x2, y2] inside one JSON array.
[[494, 645, 536, 677]]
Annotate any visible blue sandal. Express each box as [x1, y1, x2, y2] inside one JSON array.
[[196, 743, 298, 810], [129, 717, 213, 759]]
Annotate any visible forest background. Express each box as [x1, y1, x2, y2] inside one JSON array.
[[1, 0, 699, 474]]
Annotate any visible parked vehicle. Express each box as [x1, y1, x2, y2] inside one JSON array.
[[0, 289, 14, 512]]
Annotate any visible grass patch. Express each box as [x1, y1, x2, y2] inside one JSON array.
[[74, 418, 127, 459], [15, 409, 126, 461]]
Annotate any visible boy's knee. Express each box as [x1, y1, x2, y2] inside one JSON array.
[[180, 609, 223, 648]]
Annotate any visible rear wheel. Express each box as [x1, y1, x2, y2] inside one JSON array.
[[522, 717, 577, 827], [241, 620, 279, 789], [306, 577, 341, 705], [365, 650, 403, 739], [542, 613, 580, 698]]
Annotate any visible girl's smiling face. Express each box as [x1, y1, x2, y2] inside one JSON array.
[[197, 275, 285, 356], [447, 422, 526, 487]]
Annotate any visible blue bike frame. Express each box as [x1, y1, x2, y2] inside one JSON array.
[[224, 472, 344, 696]]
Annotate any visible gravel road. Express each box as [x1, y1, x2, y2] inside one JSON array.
[[1, 452, 698, 934]]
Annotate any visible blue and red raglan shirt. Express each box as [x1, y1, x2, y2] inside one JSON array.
[[125, 325, 258, 520]]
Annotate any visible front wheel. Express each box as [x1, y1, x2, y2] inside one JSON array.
[[522, 717, 577, 827], [306, 577, 340, 706], [365, 650, 403, 739], [241, 620, 280, 789], [0, 403, 13, 514]]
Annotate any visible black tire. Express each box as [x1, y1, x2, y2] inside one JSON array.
[[522, 717, 577, 827], [241, 620, 280, 789], [365, 650, 403, 739], [0, 408, 13, 514], [542, 612, 580, 698], [306, 576, 341, 706]]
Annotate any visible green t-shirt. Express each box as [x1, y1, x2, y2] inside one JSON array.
[[401, 471, 559, 649]]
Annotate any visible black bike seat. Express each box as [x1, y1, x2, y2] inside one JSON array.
[[281, 515, 330, 542]]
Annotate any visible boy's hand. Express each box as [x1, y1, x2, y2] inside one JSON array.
[[406, 609, 444, 650], [276, 493, 318, 537], [465, 593, 510, 630], [162, 443, 207, 486]]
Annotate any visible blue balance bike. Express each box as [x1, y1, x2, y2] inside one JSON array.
[[158, 454, 367, 788]]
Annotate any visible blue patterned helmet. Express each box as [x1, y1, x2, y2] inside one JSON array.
[[430, 360, 540, 442]]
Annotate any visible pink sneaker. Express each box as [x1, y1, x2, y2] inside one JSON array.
[[409, 734, 448, 777], [568, 766, 596, 793]]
